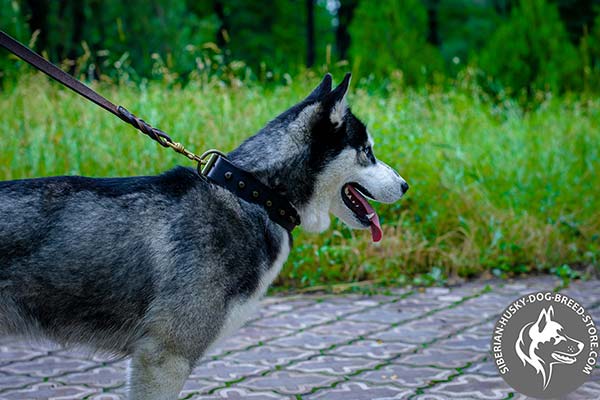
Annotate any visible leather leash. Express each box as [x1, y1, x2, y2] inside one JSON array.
[[0, 31, 300, 231]]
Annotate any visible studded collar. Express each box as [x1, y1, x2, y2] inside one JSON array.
[[202, 155, 301, 232]]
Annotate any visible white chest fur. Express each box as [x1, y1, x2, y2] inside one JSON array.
[[211, 233, 290, 348]]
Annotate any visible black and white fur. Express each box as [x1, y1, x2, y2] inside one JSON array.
[[0, 74, 407, 399]]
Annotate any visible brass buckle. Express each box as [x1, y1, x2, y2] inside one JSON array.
[[198, 149, 228, 177]]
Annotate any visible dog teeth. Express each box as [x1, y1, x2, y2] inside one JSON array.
[[366, 213, 375, 220], [344, 187, 350, 196]]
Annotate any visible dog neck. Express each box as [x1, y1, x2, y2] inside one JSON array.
[[205, 154, 301, 232]]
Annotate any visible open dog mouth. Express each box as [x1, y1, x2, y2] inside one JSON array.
[[341, 183, 382, 242], [552, 351, 578, 364]]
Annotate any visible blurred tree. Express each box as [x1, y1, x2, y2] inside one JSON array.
[[556, 0, 598, 44], [583, 8, 600, 90], [335, 0, 358, 60], [424, 0, 441, 46], [13, 0, 220, 80], [349, 0, 444, 85], [477, 0, 582, 94], [0, 0, 31, 81], [306, 0, 315, 67], [437, 0, 500, 72]]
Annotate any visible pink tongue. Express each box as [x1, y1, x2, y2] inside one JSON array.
[[347, 185, 383, 242]]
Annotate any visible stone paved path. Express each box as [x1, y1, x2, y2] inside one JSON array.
[[1, 277, 599, 399]]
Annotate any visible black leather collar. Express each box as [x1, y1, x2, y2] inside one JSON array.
[[202, 155, 301, 232]]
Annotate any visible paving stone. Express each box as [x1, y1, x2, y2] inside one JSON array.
[[238, 370, 338, 395], [422, 374, 513, 399], [347, 304, 423, 324], [442, 300, 500, 319], [251, 298, 317, 321], [0, 381, 99, 400], [305, 381, 412, 400], [308, 319, 388, 337], [251, 312, 333, 330], [189, 359, 271, 382], [328, 339, 416, 360], [87, 394, 124, 400], [370, 315, 466, 344], [464, 360, 501, 377], [424, 287, 451, 295], [435, 333, 491, 352], [568, 372, 600, 399], [206, 325, 291, 357], [269, 330, 348, 350], [293, 299, 366, 318], [193, 387, 288, 399], [222, 345, 316, 366], [516, 276, 561, 292], [54, 365, 126, 388], [401, 348, 485, 369], [48, 348, 122, 363], [0, 346, 49, 365], [463, 321, 495, 338], [561, 287, 600, 308], [0, 355, 97, 378], [355, 363, 454, 387], [287, 355, 380, 376], [180, 378, 224, 397], [0, 371, 39, 391], [0, 277, 596, 399]]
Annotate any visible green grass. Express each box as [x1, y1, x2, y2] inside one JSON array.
[[1, 73, 599, 288]]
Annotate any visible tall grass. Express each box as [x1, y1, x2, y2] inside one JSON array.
[[1, 74, 599, 288]]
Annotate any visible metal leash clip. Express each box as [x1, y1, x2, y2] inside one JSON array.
[[198, 149, 228, 177]]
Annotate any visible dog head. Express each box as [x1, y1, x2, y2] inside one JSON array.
[[515, 306, 583, 389], [229, 74, 408, 241]]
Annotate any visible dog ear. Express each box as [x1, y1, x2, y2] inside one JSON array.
[[305, 73, 333, 102], [535, 307, 551, 333], [323, 73, 351, 128]]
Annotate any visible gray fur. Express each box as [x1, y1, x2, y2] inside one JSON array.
[[0, 74, 407, 399]]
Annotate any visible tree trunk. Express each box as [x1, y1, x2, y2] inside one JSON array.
[[306, 0, 315, 68], [335, 0, 358, 61]]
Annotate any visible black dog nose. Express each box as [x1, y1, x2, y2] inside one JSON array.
[[401, 182, 409, 193]]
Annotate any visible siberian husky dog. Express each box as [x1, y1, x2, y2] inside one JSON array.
[[0, 73, 408, 399]]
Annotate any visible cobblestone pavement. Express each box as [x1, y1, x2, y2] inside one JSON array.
[[1, 277, 599, 399]]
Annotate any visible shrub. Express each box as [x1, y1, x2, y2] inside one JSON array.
[[348, 0, 444, 86], [0, 0, 31, 82], [437, 0, 500, 74], [581, 11, 600, 91], [477, 0, 582, 95]]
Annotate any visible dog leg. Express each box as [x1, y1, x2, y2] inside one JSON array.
[[128, 338, 192, 400]]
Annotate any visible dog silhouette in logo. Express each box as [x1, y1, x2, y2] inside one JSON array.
[[515, 306, 584, 389]]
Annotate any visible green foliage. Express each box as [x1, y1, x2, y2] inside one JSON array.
[[581, 11, 600, 91], [1, 74, 598, 288], [477, 0, 582, 94], [0, 0, 31, 81], [39, 1, 220, 81], [348, 0, 444, 86], [219, 0, 334, 78], [437, 0, 499, 73], [2, 0, 600, 96]]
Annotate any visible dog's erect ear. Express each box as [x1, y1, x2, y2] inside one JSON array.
[[535, 307, 552, 333], [305, 73, 333, 102], [323, 73, 351, 127]]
